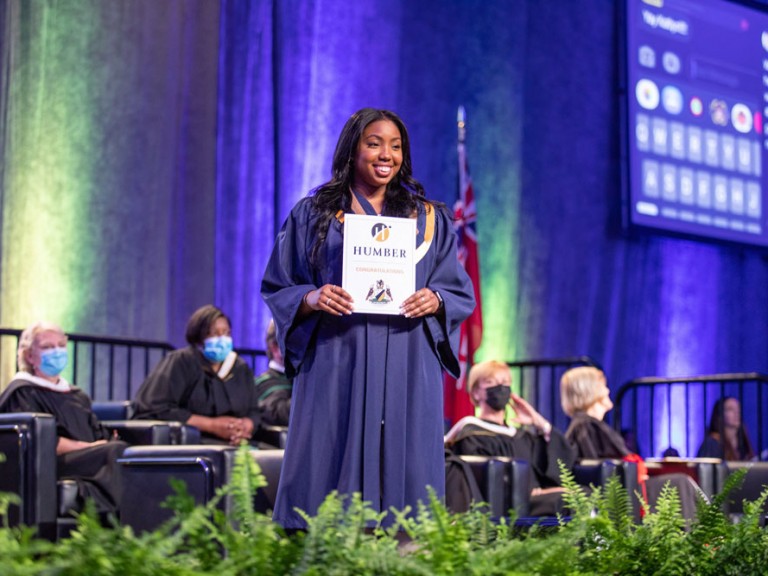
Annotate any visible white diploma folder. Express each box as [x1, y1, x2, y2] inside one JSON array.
[[342, 213, 416, 315]]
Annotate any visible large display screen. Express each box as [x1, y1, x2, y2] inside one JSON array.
[[623, 0, 768, 247]]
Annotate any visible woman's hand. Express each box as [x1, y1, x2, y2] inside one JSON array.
[[189, 415, 254, 445], [229, 417, 254, 445], [56, 437, 108, 455], [190, 415, 238, 440], [510, 393, 552, 436], [400, 288, 441, 318], [302, 284, 354, 316]]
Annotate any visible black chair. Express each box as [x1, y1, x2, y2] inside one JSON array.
[[0, 412, 189, 540], [254, 424, 288, 449], [252, 449, 283, 513], [0, 413, 62, 540], [573, 459, 640, 521], [118, 446, 283, 533], [104, 419, 200, 445], [458, 455, 531, 518], [92, 400, 134, 420], [718, 461, 768, 518], [92, 400, 202, 444]]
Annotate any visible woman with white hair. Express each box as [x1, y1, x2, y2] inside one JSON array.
[[560, 366, 625, 458], [0, 322, 126, 517], [560, 366, 703, 521]]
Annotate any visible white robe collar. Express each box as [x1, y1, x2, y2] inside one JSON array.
[[13, 370, 73, 392], [444, 415, 517, 445], [217, 351, 238, 379], [268, 360, 285, 374]]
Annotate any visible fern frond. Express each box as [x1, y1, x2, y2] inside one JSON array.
[[557, 460, 594, 521], [601, 474, 634, 535]]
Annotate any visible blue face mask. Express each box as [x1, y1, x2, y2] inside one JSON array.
[[202, 335, 233, 363], [39, 347, 68, 377]]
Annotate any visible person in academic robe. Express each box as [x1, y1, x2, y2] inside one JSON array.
[[445, 360, 577, 515], [696, 396, 755, 461], [0, 322, 127, 517], [561, 366, 704, 522], [261, 108, 475, 529], [132, 305, 260, 445], [254, 319, 292, 427]]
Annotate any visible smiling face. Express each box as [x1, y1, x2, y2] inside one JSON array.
[[352, 119, 403, 197]]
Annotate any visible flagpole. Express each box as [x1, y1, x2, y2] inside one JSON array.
[[456, 107, 468, 219], [457, 105, 466, 144]]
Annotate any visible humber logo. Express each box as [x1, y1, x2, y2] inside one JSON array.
[[371, 223, 391, 242]]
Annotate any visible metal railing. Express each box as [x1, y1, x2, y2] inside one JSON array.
[[232, 347, 269, 375], [506, 356, 601, 432], [613, 373, 768, 459], [0, 328, 267, 402]]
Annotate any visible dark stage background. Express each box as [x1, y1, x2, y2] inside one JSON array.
[[1, 0, 767, 456]]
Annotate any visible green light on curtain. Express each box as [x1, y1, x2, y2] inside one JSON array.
[[1, 1, 102, 381]]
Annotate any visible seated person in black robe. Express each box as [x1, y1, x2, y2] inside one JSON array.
[[696, 396, 755, 461], [560, 366, 704, 522], [444, 360, 576, 516], [254, 319, 292, 427], [0, 322, 127, 517], [132, 304, 260, 445]]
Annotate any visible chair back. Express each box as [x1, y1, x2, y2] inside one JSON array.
[[0, 413, 58, 539]]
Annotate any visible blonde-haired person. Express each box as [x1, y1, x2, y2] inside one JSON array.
[[0, 322, 127, 517], [560, 366, 703, 521], [445, 360, 577, 515], [560, 366, 627, 458]]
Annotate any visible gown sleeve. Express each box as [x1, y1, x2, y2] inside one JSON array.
[[0, 384, 37, 413], [234, 362, 262, 429], [566, 415, 630, 460], [423, 207, 476, 377], [260, 199, 323, 378], [527, 427, 577, 488], [132, 351, 196, 423]]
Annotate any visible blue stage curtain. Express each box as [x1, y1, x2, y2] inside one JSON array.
[[2, 0, 767, 457], [0, 0, 220, 355]]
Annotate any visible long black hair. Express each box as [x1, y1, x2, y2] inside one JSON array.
[[309, 108, 430, 264], [707, 396, 755, 460]]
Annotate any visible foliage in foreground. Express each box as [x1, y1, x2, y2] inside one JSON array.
[[2, 448, 768, 575]]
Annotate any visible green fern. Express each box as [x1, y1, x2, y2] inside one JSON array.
[[557, 460, 595, 522], [601, 473, 634, 535], [7, 447, 768, 574]]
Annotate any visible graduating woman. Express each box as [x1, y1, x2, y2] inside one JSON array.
[[261, 108, 475, 529]]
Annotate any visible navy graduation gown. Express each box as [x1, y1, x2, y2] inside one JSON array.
[[261, 197, 475, 528]]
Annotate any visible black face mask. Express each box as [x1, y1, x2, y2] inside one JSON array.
[[485, 385, 511, 412]]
